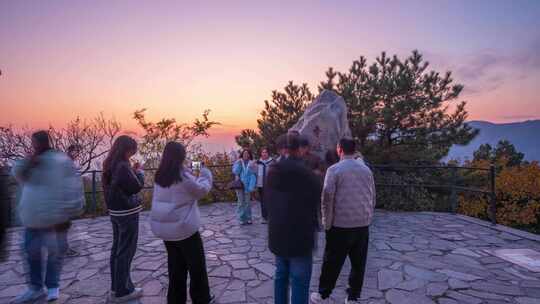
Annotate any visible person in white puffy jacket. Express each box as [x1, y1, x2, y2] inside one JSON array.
[[11, 130, 84, 304], [150, 142, 214, 304]]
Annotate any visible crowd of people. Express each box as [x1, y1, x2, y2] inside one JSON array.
[[7, 130, 376, 304]]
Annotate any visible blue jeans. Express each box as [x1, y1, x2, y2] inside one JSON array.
[[235, 191, 252, 224], [275, 255, 313, 304], [24, 227, 68, 290], [110, 214, 139, 297]]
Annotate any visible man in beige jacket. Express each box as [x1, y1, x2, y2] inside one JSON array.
[[311, 138, 376, 304]]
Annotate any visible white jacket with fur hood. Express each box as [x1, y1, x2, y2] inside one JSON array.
[[150, 167, 212, 241]]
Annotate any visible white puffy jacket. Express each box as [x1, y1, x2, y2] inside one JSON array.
[[12, 151, 84, 229], [150, 168, 212, 241]]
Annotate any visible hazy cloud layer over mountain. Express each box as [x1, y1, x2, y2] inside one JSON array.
[[447, 120, 540, 162]]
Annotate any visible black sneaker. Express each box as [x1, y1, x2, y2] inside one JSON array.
[[65, 248, 79, 257]]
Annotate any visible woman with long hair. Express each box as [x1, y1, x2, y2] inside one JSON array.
[[12, 130, 84, 303], [150, 142, 214, 304], [232, 149, 257, 225], [102, 135, 144, 303]]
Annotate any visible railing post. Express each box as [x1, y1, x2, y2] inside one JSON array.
[[0, 174, 10, 227], [450, 165, 458, 214], [91, 170, 97, 218], [489, 164, 497, 225]]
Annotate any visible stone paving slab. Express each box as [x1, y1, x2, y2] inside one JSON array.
[[1, 203, 540, 303]]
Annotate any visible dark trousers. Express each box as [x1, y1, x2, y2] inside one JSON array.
[[318, 226, 369, 300], [164, 232, 211, 304], [110, 214, 139, 297], [257, 187, 267, 220], [25, 227, 68, 290]]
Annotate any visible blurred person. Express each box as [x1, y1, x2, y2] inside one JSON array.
[[150, 142, 215, 304], [256, 147, 274, 223], [310, 138, 376, 304], [354, 151, 372, 169], [232, 149, 257, 225], [299, 136, 323, 175], [275, 134, 289, 162], [324, 149, 340, 170], [102, 135, 144, 303], [266, 134, 322, 304], [66, 144, 80, 161], [11, 130, 84, 303]]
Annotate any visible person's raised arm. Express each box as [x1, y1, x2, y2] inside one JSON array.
[[183, 167, 213, 200], [232, 160, 242, 180]]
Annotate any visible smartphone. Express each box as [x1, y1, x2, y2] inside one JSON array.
[[191, 161, 202, 171]]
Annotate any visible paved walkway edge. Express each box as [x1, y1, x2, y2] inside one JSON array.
[[454, 213, 540, 242]]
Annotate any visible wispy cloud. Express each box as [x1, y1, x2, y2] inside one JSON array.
[[457, 53, 503, 81], [499, 115, 540, 121], [448, 36, 540, 96]]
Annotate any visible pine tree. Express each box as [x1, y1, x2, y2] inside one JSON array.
[[235, 81, 313, 152], [320, 50, 478, 164], [473, 140, 524, 167]]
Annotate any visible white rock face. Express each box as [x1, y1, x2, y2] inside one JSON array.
[[289, 90, 352, 158]]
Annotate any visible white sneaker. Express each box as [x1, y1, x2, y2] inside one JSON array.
[[110, 288, 143, 303], [47, 288, 60, 302], [310, 292, 331, 304], [12, 288, 46, 304]]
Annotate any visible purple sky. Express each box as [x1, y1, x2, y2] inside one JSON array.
[[1, 0, 539, 151]]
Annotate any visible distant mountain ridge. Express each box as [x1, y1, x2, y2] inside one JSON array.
[[447, 120, 540, 162]]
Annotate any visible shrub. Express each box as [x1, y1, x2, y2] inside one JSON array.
[[459, 161, 540, 233], [373, 168, 452, 212]]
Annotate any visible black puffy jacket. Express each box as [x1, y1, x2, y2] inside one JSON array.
[[103, 161, 144, 217], [265, 157, 322, 257]]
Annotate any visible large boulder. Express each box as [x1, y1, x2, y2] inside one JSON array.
[[289, 90, 352, 159]]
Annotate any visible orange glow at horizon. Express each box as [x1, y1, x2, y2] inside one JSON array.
[[1, 0, 539, 153]]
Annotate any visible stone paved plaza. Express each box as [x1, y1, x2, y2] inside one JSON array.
[[1, 203, 540, 304]]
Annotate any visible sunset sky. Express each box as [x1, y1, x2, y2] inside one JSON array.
[[1, 0, 539, 151]]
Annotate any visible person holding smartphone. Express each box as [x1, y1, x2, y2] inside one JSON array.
[[150, 142, 214, 304], [102, 136, 145, 303]]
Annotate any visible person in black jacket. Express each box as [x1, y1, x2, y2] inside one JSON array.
[[102, 135, 144, 303], [265, 134, 322, 304]]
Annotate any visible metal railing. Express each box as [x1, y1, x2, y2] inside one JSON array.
[[370, 164, 497, 224], [1, 163, 497, 226]]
